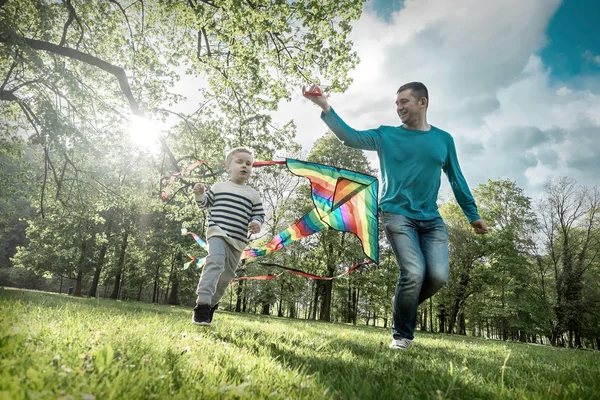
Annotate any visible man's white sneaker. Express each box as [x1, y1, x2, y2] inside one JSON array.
[[389, 338, 413, 350]]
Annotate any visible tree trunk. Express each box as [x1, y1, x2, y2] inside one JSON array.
[[152, 271, 159, 303], [277, 280, 284, 317], [261, 303, 270, 315], [346, 284, 352, 323], [136, 280, 143, 301], [438, 304, 446, 333], [235, 279, 244, 312], [319, 280, 332, 321], [311, 281, 320, 320], [457, 312, 466, 335], [110, 231, 129, 299], [73, 237, 89, 297], [420, 307, 427, 331], [167, 252, 182, 305], [429, 298, 434, 332], [167, 273, 179, 305], [89, 218, 113, 297], [277, 299, 283, 317], [353, 288, 360, 326], [74, 267, 83, 297]]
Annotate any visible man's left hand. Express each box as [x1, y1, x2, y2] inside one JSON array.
[[471, 219, 489, 234]]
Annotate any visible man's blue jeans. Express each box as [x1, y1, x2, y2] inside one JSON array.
[[382, 212, 449, 340]]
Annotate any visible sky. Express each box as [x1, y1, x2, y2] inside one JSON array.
[[267, 0, 600, 199]]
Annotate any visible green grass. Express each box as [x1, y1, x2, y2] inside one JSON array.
[[1, 288, 598, 400]]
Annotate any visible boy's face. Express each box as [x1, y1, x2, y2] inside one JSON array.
[[227, 152, 253, 184]]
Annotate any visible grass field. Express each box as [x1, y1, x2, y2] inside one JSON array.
[[1, 287, 599, 399]]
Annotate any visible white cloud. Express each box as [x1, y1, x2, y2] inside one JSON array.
[[273, 0, 600, 197], [583, 50, 600, 67]]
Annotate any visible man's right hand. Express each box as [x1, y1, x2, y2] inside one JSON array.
[[303, 84, 331, 113], [193, 183, 205, 195]]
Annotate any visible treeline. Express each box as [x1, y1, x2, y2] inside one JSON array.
[[3, 133, 599, 350]]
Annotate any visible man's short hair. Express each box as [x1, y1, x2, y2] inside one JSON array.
[[226, 147, 253, 165], [397, 82, 429, 108]]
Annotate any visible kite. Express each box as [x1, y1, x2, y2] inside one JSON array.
[[177, 158, 380, 279], [242, 159, 379, 264]]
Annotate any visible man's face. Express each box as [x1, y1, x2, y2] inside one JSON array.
[[396, 89, 425, 125], [227, 152, 253, 184]]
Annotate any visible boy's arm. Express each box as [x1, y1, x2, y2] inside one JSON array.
[[443, 138, 481, 223], [250, 196, 265, 224], [195, 187, 215, 209]]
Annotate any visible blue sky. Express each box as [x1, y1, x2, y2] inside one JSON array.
[[366, 0, 600, 85], [541, 0, 600, 83]]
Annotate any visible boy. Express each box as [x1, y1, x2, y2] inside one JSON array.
[[191, 148, 264, 325]]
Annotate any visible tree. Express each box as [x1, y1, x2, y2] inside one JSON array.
[[537, 178, 600, 347]]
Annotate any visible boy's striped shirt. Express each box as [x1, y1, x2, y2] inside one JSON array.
[[195, 181, 264, 251]]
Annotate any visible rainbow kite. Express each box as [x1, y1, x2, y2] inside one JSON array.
[[242, 159, 379, 264]]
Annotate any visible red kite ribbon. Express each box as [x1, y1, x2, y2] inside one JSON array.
[[230, 260, 373, 283]]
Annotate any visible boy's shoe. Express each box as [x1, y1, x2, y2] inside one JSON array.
[[209, 303, 219, 323], [389, 338, 413, 350], [192, 303, 211, 326]]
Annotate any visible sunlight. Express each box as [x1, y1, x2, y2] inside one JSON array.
[[128, 115, 161, 151]]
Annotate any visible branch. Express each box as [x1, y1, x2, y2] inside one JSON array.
[[202, 27, 211, 57], [59, 1, 75, 46], [41, 148, 48, 218], [107, 0, 136, 53], [0, 57, 19, 91], [197, 29, 202, 59], [158, 135, 181, 172], [198, 0, 219, 8], [1, 36, 141, 115], [0, 90, 17, 101], [59, 0, 85, 48]]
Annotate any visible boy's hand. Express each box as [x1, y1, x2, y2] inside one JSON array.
[[193, 183, 205, 195], [248, 221, 261, 234], [303, 84, 331, 113]]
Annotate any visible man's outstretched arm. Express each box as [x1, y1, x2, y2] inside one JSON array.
[[303, 85, 379, 151]]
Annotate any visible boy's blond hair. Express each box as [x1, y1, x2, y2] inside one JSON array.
[[226, 147, 254, 165]]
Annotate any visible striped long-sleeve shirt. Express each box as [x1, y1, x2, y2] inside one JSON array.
[[195, 181, 265, 251]]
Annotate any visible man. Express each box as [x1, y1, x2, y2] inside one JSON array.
[[303, 82, 488, 349]]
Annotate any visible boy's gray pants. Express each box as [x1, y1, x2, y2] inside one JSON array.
[[196, 236, 242, 306]]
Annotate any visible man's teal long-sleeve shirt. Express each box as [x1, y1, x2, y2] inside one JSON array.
[[321, 108, 481, 223]]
